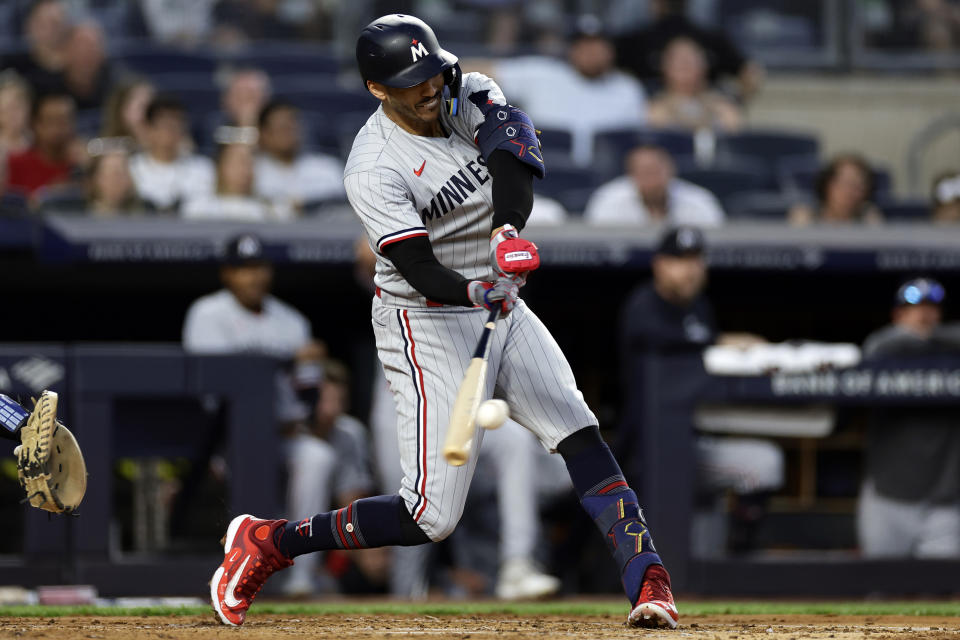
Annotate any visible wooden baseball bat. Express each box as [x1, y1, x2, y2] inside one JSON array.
[[443, 306, 501, 466]]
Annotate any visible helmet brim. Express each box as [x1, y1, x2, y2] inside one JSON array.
[[376, 48, 458, 89]]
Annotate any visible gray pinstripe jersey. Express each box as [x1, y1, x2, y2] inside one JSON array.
[[345, 73, 597, 539], [344, 72, 506, 307]]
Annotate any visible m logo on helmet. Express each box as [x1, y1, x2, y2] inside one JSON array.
[[410, 39, 428, 62]]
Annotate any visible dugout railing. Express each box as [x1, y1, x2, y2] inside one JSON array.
[[0, 346, 277, 595], [635, 351, 960, 596]]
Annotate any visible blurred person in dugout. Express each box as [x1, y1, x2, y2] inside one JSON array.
[[584, 144, 725, 227], [182, 233, 325, 370], [467, 15, 648, 163], [788, 153, 884, 226], [254, 99, 345, 213], [931, 171, 960, 223], [355, 240, 567, 600], [182, 136, 294, 221], [619, 226, 783, 553], [282, 359, 385, 597], [128, 95, 214, 213], [645, 36, 743, 133], [859, 277, 960, 558]]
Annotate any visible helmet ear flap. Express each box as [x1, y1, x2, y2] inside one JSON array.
[[443, 63, 462, 116]]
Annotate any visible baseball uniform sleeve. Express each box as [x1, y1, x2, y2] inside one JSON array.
[[344, 165, 428, 254], [456, 72, 507, 137]]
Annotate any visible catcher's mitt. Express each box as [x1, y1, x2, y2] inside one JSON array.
[[14, 390, 87, 514]]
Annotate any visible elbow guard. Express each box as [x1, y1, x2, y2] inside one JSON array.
[[469, 91, 545, 179]]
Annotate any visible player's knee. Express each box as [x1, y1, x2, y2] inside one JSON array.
[[418, 510, 462, 542]]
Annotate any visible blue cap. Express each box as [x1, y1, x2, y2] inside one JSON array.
[[895, 278, 945, 307]]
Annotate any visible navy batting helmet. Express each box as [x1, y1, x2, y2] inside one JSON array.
[[356, 14, 463, 114]]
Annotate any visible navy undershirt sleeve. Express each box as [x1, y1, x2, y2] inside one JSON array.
[[487, 149, 535, 232], [382, 236, 472, 306]]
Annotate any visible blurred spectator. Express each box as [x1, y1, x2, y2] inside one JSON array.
[[254, 99, 344, 211], [861, 0, 960, 52], [858, 277, 960, 558], [182, 141, 293, 220], [1, 0, 71, 94], [5, 92, 78, 197], [284, 359, 378, 596], [473, 16, 647, 162], [619, 226, 781, 554], [213, 0, 300, 45], [129, 95, 214, 212], [646, 37, 742, 133], [62, 22, 117, 111], [86, 148, 148, 217], [0, 73, 33, 158], [931, 171, 960, 223], [101, 79, 156, 149], [135, 0, 216, 47], [584, 144, 724, 226], [788, 154, 884, 226], [222, 69, 271, 128], [615, 0, 764, 100]]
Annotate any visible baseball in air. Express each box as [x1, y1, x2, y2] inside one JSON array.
[[476, 399, 509, 430]]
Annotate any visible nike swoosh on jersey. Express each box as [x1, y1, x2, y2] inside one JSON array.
[[223, 555, 250, 608], [414, 160, 426, 177]]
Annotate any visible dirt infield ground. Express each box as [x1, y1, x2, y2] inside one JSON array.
[[2, 613, 960, 640]]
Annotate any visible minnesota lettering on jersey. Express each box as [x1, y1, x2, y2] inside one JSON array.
[[419, 154, 489, 224]]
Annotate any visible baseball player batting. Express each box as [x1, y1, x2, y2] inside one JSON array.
[[210, 14, 678, 629]]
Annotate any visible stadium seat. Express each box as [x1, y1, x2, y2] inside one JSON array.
[[537, 127, 574, 162], [75, 108, 103, 138], [877, 198, 930, 222], [149, 73, 223, 128], [114, 45, 217, 76], [280, 88, 378, 116], [535, 166, 599, 213], [0, 192, 29, 217], [34, 187, 87, 215], [271, 74, 341, 94], [292, 110, 340, 155], [678, 161, 777, 205], [715, 130, 820, 173], [723, 191, 795, 221], [593, 128, 695, 180], [223, 44, 341, 76]]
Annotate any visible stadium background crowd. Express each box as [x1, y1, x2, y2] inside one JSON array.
[[2, 0, 960, 600]]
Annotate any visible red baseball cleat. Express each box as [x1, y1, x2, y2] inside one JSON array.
[[210, 514, 293, 626], [627, 564, 680, 629]]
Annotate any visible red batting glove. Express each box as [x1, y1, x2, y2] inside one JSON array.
[[490, 224, 540, 278]]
